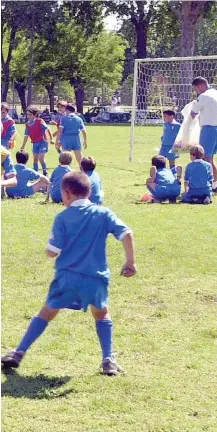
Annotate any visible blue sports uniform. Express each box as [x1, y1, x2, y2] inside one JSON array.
[[1, 116, 16, 148], [199, 126, 217, 157], [147, 168, 181, 201], [50, 165, 72, 203], [1, 146, 16, 178], [160, 121, 181, 161], [182, 160, 213, 202], [46, 199, 132, 311], [6, 164, 41, 198], [85, 170, 104, 205], [60, 114, 85, 151]]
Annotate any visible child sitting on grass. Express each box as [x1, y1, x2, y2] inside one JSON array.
[[46, 151, 72, 203], [80, 156, 104, 205], [6, 151, 49, 199], [2, 171, 136, 376], [146, 155, 182, 203], [182, 144, 213, 204]]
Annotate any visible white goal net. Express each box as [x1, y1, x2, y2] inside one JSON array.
[[129, 56, 217, 161]]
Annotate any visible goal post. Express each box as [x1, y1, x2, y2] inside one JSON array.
[[129, 55, 217, 161]]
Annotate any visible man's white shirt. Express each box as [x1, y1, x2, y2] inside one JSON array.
[[192, 88, 217, 126]]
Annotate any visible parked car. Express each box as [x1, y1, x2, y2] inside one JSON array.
[[83, 106, 107, 123], [91, 107, 131, 124]]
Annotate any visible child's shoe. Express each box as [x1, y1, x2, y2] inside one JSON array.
[[100, 357, 125, 376], [1, 350, 24, 368], [203, 196, 211, 205]]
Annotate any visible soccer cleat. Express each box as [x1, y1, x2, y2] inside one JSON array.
[[1, 350, 24, 368], [100, 357, 125, 376], [203, 196, 211, 205]]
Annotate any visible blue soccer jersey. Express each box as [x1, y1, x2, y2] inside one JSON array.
[[60, 114, 85, 151], [156, 168, 178, 186], [6, 164, 40, 197], [161, 121, 181, 148], [85, 170, 104, 205], [50, 165, 72, 202], [184, 159, 213, 195], [60, 114, 85, 135], [47, 199, 132, 282]]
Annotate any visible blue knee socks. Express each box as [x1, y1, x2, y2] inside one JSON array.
[[16, 316, 48, 353], [96, 319, 113, 360], [33, 163, 38, 171], [41, 162, 47, 175]]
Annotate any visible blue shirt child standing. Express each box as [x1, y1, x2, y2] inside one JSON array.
[[2, 171, 136, 376], [159, 110, 181, 168]]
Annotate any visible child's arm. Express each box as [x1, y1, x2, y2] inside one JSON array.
[[45, 183, 51, 203], [146, 166, 157, 184], [184, 180, 189, 192], [120, 233, 137, 278], [81, 129, 87, 149], [20, 135, 29, 151], [1, 175, 17, 188], [55, 126, 63, 148]]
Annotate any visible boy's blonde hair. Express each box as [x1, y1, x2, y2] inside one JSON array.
[[59, 151, 73, 165], [190, 145, 204, 159]]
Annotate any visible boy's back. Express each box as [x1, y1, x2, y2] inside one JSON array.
[[6, 164, 39, 196], [156, 167, 177, 185], [48, 199, 130, 281], [50, 165, 72, 201], [85, 170, 103, 204], [61, 115, 84, 134], [185, 160, 213, 191]]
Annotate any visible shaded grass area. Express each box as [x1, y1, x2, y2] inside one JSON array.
[[2, 125, 217, 432]]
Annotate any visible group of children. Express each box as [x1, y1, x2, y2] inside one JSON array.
[[145, 109, 215, 205], [1, 102, 215, 378]]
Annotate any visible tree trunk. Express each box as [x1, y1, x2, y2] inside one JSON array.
[[135, 22, 148, 59], [74, 84, 85, 114], [1, 25, 17, 101], [14, 80, 27, 113], [27, 9, 35, 107], [1, 67, 10, 101], [45, 83, 55, 112]]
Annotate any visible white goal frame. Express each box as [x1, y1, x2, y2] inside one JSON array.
[[129, 55, 217, 161]]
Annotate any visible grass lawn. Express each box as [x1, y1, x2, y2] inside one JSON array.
[[2, 125, 217, 432]]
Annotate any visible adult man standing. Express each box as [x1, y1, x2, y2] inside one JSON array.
[[191, 76, 217, 192]]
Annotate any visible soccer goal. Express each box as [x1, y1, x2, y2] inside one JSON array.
[[129, 55, 217, 161]]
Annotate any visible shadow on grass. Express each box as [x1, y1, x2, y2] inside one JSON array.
[[1, 369, 76, 399]]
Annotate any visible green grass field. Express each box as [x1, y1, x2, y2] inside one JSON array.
[[2, 125, 217, 432]]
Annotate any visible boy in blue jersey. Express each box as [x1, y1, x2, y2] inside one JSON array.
[[6, 151, 49, 199], [146, 155, 182, 203], [159, 110, 181, 169], [182, 145, 213, 204], [2, 171, 136, 375], [81, 156, 104, 205], [46, 151, 72, 203], [56, 104, 87, 167], [1, 102, 16, 149]]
